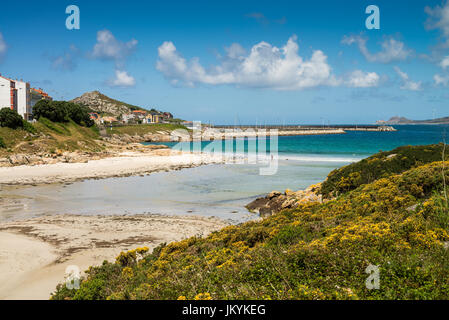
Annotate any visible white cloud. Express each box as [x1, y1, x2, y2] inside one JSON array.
[[342, 35, 412, 63], [425, 1, 449, 46], [434, 74, 449, 86], [393, 66, 422, 91], [346, 70, 380, 88], [91, 30, 138, 88], [156, 35, 342, 90], [91, 29, 137, 67], [0, 32, 7, 59], [108, 70, 136, 87], [440, 55, 449, 69]]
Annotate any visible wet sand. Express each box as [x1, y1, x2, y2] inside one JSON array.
[[0, 214, 228, 300]]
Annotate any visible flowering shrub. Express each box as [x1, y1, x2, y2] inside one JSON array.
[[52, 145, 449, 300]]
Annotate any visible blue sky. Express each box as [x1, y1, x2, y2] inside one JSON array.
[[0, 0, 448, 124]]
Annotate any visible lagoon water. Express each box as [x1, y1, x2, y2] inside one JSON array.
[[1, 125, 448, 223]]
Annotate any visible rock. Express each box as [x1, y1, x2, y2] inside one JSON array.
[[246, 183, 323, 217], [0, 158, 11, 167], [268, 191, 281, 199]]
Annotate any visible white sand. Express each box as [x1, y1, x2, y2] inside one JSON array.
[[0, 150, 227, 185], [0, 214, 229, 300]]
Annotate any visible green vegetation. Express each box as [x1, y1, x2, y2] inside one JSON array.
[[0, 108, 23, 129], [106, 123, 188, 136], [321, 144, 448, 198], [51, 144, 449, 300], [33, 100, 94, 127], [0, 117, 102, 156]]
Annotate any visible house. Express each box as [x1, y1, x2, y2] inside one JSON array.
[[121, 113, 135, 124], [149, 111, 162, 123], [89, 112, 100, 121], [144, 114, 153, 124], [132, 110, 147, 118], [101, 116, 118, 124], [162, 112, 173, 120]]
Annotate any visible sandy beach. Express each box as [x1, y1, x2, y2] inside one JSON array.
[[0, 149, 229, 185], [0, 214, 229, 300]]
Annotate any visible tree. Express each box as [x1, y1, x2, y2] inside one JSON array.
[[33, 100, 94, 127], [33, 100, 69, 123], [65, 102, 94, 127], [0, 108, 23, 129]]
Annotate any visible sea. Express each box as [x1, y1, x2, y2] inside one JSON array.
[[1, 125, 448, 223]]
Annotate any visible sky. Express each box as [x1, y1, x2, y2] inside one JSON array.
[[0, 0, 448, 124]]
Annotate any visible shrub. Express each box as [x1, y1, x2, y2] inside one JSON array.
[[0, 137, 5, 148], [321, 144, 448, 198], [0, 108, 23, 129], [22, 120, 37, 134], [51, 146, 449, 300]]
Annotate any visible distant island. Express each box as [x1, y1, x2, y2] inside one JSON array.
[[377, 116, 449, 125]]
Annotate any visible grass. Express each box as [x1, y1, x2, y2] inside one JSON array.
[[51, 144, 449, 300], [0, 119, 187, 157], [106, 123, 188, 136], [0, 118, 104, 156]]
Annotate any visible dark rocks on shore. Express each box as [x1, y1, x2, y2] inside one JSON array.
[[245, 184, 323, 217]]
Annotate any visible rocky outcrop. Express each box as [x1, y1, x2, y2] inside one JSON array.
[[71, 91, 140, 116], [246, 183, 323, 217]]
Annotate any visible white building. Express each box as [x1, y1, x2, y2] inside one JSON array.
[[0, 75, 16, 112], [14, 80, 31, 120], [0, 74, 52, 121]]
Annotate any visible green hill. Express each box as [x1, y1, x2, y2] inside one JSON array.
[[51, 144, 449, 300], [0, 117, 103, 157]]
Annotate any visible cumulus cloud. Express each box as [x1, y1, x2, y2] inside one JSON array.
[[50, 45, 79, 71], [346, 70, 380, 88], [393, 66, 422, 91], [108, 70, 136, 87], [91, 29, 138, 67], [90, 29, 138, 88], [440, 55, 449, 69], [341, 35, 412, 63], [156, 35, 343, 90], [425, 1, 449, 46], [0, 32, 7, 60], [434, 74, 449, 86]]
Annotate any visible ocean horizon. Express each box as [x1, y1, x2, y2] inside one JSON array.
[[2, 125, 447, 224]]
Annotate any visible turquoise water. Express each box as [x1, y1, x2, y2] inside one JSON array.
[[1, 125, 447, 223], [147, 125, 449, 161]]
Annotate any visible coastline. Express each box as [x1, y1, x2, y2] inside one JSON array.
[[0, 213, 229, 300], [0, 149, 231, 186]]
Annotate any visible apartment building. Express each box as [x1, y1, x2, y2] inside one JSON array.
[[0, 74, 52, 120]]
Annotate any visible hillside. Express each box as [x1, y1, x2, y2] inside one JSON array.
[[377, 116, 449, 125], [0, 117, 108, 166], [52, 144, 449, 300], [71, 91, 148, 116]]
